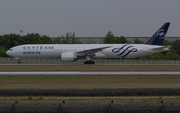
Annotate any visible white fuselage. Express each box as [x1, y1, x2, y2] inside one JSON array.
[[6, 44, 169, 59]]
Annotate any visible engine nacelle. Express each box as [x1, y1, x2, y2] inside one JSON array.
[[61, 52, 77, 62]]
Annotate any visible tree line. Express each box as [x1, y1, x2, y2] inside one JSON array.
[[0, 32, 80, 57], [0, 31, 180, 60]]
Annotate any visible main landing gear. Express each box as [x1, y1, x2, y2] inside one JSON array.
[[84, 56, 95, 64], [84, 60, 95, 64]]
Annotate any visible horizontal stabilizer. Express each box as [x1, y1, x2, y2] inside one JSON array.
[[151, 45, 171, 50]]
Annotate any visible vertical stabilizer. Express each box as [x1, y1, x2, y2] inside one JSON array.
[[145, 23, 170, 45]]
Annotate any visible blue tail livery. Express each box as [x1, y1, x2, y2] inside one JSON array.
[[145, 22, 170, 45]]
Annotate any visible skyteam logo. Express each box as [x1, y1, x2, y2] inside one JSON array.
[[112, 45, 137, 58], [157, 29, 166, 39]]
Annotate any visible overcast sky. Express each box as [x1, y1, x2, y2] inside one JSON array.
[[0, 0, 180, 37]]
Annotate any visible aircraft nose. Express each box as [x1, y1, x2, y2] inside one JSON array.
[[6, 50, 12, 56], [6, 50, 10, 55]]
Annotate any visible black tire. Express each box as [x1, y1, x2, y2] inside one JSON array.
[[84, 60, 95, 64], [90, 61, 95, 64]]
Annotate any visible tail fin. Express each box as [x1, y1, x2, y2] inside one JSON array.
[[144, 22, 170, 45]]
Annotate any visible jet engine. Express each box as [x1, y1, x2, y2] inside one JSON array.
[[61, 52, 77, 62]]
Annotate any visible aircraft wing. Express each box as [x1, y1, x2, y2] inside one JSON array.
[[76, 46, 111, 55], [151, 45, 171, 50]]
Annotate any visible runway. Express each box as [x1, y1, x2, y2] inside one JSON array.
[[1, 71, 180, 75], [0, 96, 179, 100]]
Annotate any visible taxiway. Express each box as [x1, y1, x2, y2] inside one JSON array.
[[0, 71, 180, 75]]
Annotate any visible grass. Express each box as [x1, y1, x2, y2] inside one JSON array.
[[0, 65, 180, 71], [28, 96, 32, 100], [1, 65, 179, 104], [0, 97, 180, 104], [0, 75, 180, 89]]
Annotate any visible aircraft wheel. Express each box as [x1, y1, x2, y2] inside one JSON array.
[[92, 61, 95, 64], [84, 61, 87, 64], [18, 60, 21, 64], [84, 60, 95, 64]]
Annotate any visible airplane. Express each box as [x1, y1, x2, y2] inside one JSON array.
[[6, 22, 170, 64]]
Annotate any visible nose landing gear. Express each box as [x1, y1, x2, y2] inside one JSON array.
[[15, 57, 21, 64], [18, 59, 21, 64]]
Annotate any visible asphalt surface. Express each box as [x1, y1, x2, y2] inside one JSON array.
[[1, 71, 180, 75], [0, 96, 179, 100]]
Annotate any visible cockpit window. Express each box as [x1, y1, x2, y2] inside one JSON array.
[[9, 49, 13, 51]]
